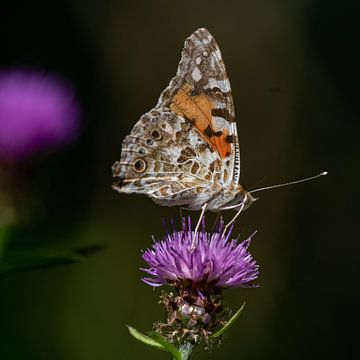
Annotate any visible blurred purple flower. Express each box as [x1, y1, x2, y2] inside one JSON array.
[[0, 68, 81, 162], [142, 217, 259, 289]]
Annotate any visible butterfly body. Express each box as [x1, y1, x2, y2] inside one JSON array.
[[112, 28, 255, 213]]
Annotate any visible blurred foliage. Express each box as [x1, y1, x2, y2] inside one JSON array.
[[0, 0, 358, 359], [0, 235, 104, 274]]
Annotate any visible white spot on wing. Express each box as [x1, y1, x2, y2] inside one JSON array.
[[195, 56, 202, 65], [188, 132, 201, 147], [213, 49, 222, 60], [167, 145, 182, 163], [212, 116, 227, 129], [214, 101, 226, 109], [205, 77, 231, 92], [192, 38, 202, 47], [203, 51, 208, 57], [191, 67, 202, 82], [202, 35, 212, 45]]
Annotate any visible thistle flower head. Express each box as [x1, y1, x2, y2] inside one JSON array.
[[141, 217, 259, 345], [0, 68, 81, 162], [142, 217, 259, 290]]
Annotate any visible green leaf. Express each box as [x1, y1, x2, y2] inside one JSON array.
[[127, 326, 183, 360], [211, 302, 246, 339], [0, 244, 104, 274], [147, 332, 183, 360], [127, 326, 167, 351]]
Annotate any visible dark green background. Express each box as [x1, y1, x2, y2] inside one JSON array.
[[0, 0, 358, 359]]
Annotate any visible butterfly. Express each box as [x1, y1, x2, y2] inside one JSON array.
[[111, 28, 326, 231], [112, 27, 254, 229]]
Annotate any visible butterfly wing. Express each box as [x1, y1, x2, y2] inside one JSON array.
[[157, 28, 240, 185], [112, 108, 225, 209], [112, 28, 241, 210]]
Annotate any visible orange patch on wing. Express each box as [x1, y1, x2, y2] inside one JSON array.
[[170, 83, 231, 159], [213, 132, 232, 159]]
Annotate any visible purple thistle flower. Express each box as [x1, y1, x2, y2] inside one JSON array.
[[0, 68, 81, 162], [142, 217, 259, 289], [141, 217, 259, 345]]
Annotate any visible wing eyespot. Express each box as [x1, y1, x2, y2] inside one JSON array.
[[138, 147, 146, 156], [151, 130, 162, 140], [146, 138, 154, 146], [133, 159, 147, 173]]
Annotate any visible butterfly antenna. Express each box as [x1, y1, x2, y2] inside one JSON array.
[[249, 171, 328, 194]]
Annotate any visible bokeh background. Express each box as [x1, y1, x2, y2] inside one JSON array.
[[0, 0, 358, 359]]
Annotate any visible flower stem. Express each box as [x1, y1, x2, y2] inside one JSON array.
[[178, 342, 194, 360]]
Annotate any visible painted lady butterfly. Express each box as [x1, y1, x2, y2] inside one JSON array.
[[112, 28, 326, 229]]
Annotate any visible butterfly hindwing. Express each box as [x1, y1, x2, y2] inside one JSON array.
[[112, 108, 226, 209], [157, 28, 240, 185]]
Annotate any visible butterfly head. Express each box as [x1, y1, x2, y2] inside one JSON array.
[[235, 187, 258, 211], [217, 185, 257, 212]]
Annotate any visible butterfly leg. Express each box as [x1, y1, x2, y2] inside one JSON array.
[[190, 203, 208, 250], [222, 203, 245, 238]]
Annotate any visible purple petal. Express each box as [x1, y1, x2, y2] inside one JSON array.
[[141, 218, 259, 290]]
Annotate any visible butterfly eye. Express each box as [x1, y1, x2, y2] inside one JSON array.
[[138, 147, 146, 156], [151, 130, 162, 140], [133, 159, 147, 173]]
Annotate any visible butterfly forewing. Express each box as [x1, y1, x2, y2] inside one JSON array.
[[157, 28, 240, 185], [112, 28, 243, 210]]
